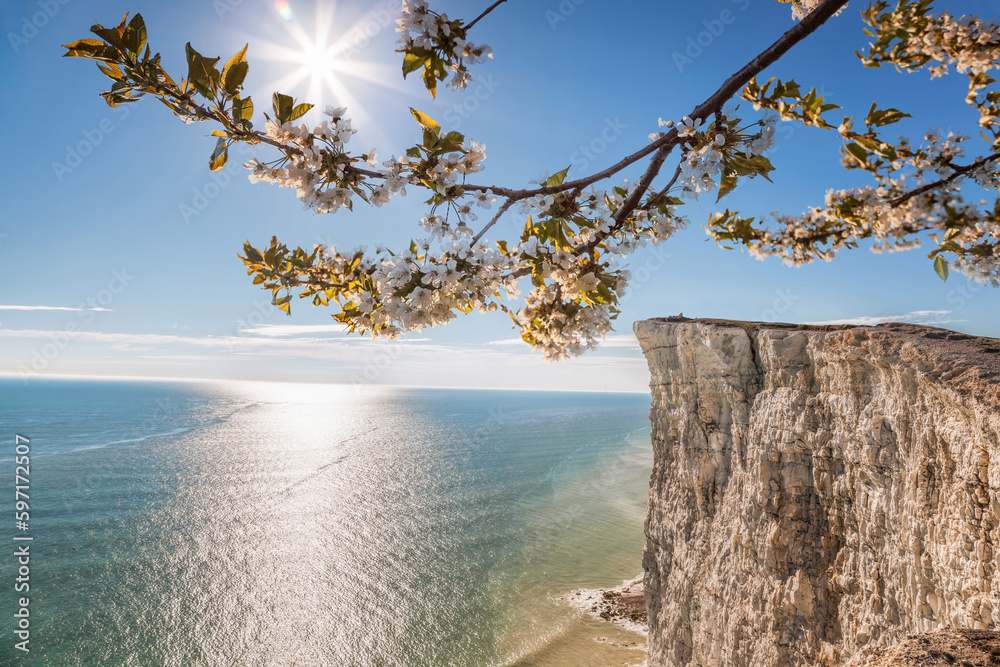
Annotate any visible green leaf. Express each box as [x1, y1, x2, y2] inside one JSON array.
[[122, 13, 147, 56], [422, 64, 437, 98], [845, 142, 868, 164], [244, 245, 263, 263], [717, 174, 738, 201], [185, 42, 221, 98], [521, 215, 535, 243], [402, 51, 425, 76], [61, 38, 106, 58], [209, 137, 228, 171], [875, 108, 910, 127], [410, 108, 440, 134], [732, 155, 774, 181], [866, 103, 911, 128], [222, 44, 249, 96], [530, 266, 545, 288], [290, 102, 313, 122], [96, 62, 125, 80], [595, 283, 615, 304], [856, 136, 881, 152], [272, 92, 294, 123], [933, 255, 949, 282], [232, 96, 254, 122], [706, 210, 761, 246], [90, 17, 127, 53], [545, 166, 571, 187], [437, 131, 465, 153]]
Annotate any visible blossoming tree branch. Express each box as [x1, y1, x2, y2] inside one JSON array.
[[63, 0, 1000, 360]]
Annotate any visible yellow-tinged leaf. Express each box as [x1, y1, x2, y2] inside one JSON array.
[[717, 175, 738, 202], [933, 255, 949, 282], [62, 38, 108, 59], [97, 62, 125, 80], [422, 66, 437, 98], [209, 137, 228, 171], [544, 166, 571, 187], [402, 52, 424, 76], [410, 107, 440, 134], [223, 44, 248, 72], [62, 38, 106, 50]]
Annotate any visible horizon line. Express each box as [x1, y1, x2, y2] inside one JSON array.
[[0, 371, 652, 395]]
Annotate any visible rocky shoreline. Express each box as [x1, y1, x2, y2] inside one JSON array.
[[564, 575, 648, 636]]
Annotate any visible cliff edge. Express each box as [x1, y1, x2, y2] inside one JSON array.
[[634, 318, 1000, 666]]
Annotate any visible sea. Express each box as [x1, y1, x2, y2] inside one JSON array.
[[0, 378, 653, 666]]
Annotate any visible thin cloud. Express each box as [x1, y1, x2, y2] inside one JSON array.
[[136, 355, 249, 361], [0, 328, 359, 349], [601, 334, 641, 349], [804, 310, 962, 326], [0, 305, 112, 312], [487, 338, 522, 346], [0, 328, 645, 364], [0, 328, 650, 391], [240, 324, 350, 336], [0, 328, 481, 355], [486, 333, 639, 349]]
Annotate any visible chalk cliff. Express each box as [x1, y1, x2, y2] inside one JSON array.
[[634, 318, 1000, 666]]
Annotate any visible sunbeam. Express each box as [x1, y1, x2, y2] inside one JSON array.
[[252, 0, 411, 129]]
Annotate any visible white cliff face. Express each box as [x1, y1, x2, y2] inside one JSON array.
[[634, 319, 1000, 667]]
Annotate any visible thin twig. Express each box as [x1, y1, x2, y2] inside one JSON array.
[[888, 153, 1000, 208], [434, 0, 852, 206], [604, 0, 851, 232], [488, 0, 854, 279], [230, 1, 853, 205], [471, 199, 514, 244], [568, 148, 679, 256], [457, 134, 680, 199], [613, 145, 674, 225], [109, 0, 851, 228], [649, 163, 684, 206], [466, 0, 509, 31]]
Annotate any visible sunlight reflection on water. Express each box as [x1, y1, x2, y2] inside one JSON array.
[[3, 380, 651, 666]]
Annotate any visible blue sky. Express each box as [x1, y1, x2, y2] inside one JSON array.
[[1, 0, 999, 391]]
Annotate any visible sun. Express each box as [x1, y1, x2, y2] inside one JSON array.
[[250, 0, 409, 129]]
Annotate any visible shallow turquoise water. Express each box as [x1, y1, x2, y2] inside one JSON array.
[[1, 379, 652, 666]]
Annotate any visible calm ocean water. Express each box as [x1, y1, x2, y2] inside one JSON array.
[[0, 379, 652, 666]]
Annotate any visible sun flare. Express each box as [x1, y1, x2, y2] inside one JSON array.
[[252, 0, 408, 128]]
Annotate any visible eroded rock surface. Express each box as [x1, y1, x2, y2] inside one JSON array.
[[634, 319, 1000, 666], [845, 629, 1000, 666]]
